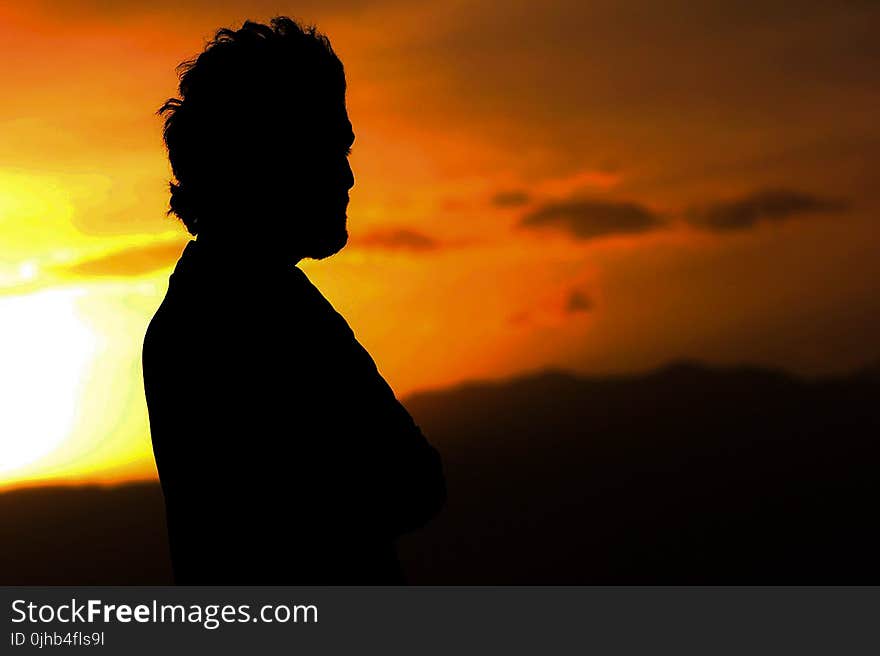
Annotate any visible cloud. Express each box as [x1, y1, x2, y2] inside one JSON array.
[[63, 240, 187, 277], [520, 199, 663, 240], [355, 228, 440, 252], [688, 188, 850, 231], [491, 190, 531, 208], [566, 289, 593, 314]]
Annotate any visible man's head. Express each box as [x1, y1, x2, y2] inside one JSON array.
[[160, 17, 354, 261]]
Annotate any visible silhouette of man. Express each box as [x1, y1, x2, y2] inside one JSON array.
[[143, 17, 445, 584]]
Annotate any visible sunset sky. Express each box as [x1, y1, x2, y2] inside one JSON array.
[[1, 0, 878, 489]]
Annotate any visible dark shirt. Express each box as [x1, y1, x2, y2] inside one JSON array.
[[143, 240, 445, 584]]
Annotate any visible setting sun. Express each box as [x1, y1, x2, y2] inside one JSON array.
[[0, 289, 95, 475]]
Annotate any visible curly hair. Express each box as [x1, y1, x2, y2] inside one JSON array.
[[158, 17, 345, 235]]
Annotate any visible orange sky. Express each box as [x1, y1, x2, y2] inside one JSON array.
[[1, 0, 879, 489]]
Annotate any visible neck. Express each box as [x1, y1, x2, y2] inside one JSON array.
[[194, 232, 303, 269]]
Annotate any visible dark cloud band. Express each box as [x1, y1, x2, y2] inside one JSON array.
[[687, 188, 849, 231], [355, 228, 440, 252], [520, 199, 662, 240]]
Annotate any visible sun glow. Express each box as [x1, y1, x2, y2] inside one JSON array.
[[0, 1, 876, 492], [0, 289, 96, 476]]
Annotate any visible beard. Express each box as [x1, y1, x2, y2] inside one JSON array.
[[304, 219, 348, 260]]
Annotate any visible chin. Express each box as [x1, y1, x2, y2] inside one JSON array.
[[307, 228, 349, 260]]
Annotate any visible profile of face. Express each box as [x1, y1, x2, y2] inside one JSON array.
[[237, 101, 354, 263], [289, 109, 355, 261], [203, 93, 354, 263]]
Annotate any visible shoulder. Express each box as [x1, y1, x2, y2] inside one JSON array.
[[289, 266, 356, 339]]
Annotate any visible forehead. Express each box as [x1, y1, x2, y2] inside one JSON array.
[[265, 89, 353, 146]]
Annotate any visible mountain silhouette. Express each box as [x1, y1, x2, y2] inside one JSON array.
[[1, 361, 877, 584]]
